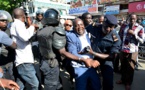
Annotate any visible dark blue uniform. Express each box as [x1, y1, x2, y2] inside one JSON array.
[[86, 24, 121, 90]]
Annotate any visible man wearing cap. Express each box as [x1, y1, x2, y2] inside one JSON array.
[[86, 15, 121, 90]]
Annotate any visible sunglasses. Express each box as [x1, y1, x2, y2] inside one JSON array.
[[65, 24, 72, 27]]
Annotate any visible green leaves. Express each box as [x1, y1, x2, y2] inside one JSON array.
[[0, 0, 23, 14]]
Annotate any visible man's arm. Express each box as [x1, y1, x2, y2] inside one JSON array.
[[128, 26, 144, 44], [136, 27, 144, 44], [59, 48, 100, 68], [1, 32, 17, 49], [11, 21, 35, 42], [88, 34, 121, 60], [52, 28, 100, 68], [10, 42, 17, 49]]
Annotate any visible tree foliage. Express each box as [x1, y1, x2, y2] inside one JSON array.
[[0, 0, 23, 14]]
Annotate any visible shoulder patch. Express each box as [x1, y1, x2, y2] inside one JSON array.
[[55, 27, 66, 35], [112, 33, 118, 42]]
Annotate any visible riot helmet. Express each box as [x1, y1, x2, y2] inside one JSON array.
[[41, 8, 60, 25], [36, 9, 44, 16], [0, 10, 13, 22]]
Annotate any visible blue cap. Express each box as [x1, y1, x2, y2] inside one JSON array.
[[104, 15, 117, 25]]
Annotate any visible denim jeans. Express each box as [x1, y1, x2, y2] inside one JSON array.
[[40, 60, 60, 90], [101, 65, 114, 90], [1, 62, 15, 80], [74, 67, 101, 90], [16, 63, 39, 90]]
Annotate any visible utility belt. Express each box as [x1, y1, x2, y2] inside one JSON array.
[[42, 57, 58, 68]]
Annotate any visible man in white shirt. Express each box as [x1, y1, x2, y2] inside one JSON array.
[[10, 8, 39, 90]]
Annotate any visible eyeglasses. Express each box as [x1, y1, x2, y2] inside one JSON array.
[[65, 24, 72, 27]]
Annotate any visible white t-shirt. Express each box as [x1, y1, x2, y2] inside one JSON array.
[[10, 19, 35, 66]]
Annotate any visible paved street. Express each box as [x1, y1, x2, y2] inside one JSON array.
[[60, 59, 145, 90], [114, 59, 145, 90]]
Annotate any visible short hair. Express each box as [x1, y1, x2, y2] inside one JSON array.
[[73, 18, 83, 29], [13, 8, 24, 19], [81, 12, 91, 20]]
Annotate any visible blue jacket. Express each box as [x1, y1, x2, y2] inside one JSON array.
[[66, 30, 91, 67]]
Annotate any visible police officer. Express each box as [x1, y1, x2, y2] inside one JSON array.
[[37, 8, 99, 90], [86, 15, 121, 90], [0, 10, 16, 49], [0, 10, 16, 82], [0, 10, 20, 90], [33, 10, 44, 29]]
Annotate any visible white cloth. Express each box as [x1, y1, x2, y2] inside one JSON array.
[[79, 31, 93, 59], [10, 19, 35, 66]]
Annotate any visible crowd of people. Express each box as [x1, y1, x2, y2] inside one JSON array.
[[0, 7, 145, 90]]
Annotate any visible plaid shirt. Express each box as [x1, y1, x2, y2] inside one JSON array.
[[119, 23, 144, 53]]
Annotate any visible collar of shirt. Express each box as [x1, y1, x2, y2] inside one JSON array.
[[14, 19, 24, 24]]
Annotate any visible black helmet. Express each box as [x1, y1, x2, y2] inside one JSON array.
[[41, 8, 60, 25], [36, 9, 44, 15]]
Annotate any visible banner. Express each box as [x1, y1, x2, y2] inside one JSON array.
[[97, 0, 119, 4], [69, 0, 98, 15], [129, 1, 145, 13], [105, 5, 120, 15]]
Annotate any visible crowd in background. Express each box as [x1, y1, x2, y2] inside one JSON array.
[[0, 7, 145, 90]]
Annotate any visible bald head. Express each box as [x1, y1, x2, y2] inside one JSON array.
[[73, 18, 83, 26], [13, 8, 25, 19], [64, 20, 73, 31], [64, 20, 72, 25]]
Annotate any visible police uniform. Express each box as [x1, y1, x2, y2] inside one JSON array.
[[86, 15, 121, 90], [0, 10, 15, 81], [37, 8, 66, 90], [37, 25, 66, 90]]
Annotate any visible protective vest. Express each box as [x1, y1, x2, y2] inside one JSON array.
[[37, 26, 66, 59]]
